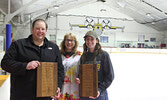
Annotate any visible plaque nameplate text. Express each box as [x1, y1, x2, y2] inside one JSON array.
[[79, 64, 98, 97]]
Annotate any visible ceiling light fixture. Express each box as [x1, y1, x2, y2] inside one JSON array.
[[53, 5, 59, 9], [146, 13, 151, 16], [146, 13, 155, 20], [97, 0, 106, 2], [100, 9, 106, 12], [151, 22, 155, 25]]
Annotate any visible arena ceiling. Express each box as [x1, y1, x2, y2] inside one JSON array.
[[0, 0, 167, 32]]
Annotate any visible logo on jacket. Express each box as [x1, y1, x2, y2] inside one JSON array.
[[48, 47, 52, 50], [97, 64, 100, 70]]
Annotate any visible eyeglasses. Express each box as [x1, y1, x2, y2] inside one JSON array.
[[65, 39, 75, 42]]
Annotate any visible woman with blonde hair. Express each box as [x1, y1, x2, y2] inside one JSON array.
[[59, 33, 81, 100]]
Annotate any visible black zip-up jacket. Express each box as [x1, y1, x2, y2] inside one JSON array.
[[1, 35, 64, 100], [81, 50, 114, 94]]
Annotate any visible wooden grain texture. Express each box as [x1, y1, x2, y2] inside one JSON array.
[[79, 64, 98, 97], [36, 62, 57, 97]]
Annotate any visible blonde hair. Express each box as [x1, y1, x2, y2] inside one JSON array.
[[60, 33, 79, 56]]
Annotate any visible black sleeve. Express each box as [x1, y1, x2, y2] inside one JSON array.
[[1, 41, 27, 75], [56, 45, 64, 90], [98, 52, 114, 93]]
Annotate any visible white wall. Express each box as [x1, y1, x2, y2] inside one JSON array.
[[13, 24, 31, 40], [163, 31, 167, 44], [54, 15, 164, 47], [0, 36, 4, 51], [10, 2, 165, 48], [55, 2, 164, 47]]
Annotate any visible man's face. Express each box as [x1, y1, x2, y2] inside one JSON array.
[[32, 21, 46, 41]]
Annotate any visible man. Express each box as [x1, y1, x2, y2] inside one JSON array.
[[1, 19, 64, 100]]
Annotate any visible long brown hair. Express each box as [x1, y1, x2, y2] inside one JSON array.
[[60, 33, 79, 57], [81, 38, 103, 64]]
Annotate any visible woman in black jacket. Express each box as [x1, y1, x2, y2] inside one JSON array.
[[1, 19, 64, 100]]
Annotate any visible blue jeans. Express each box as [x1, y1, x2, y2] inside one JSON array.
[[80, 90, 109, 100]]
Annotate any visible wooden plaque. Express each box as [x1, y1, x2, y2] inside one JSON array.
[[37, 62, 57, 97], [79, 64, 98, 97]]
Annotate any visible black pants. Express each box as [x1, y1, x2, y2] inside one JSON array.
[[11, 97, 52, 100]]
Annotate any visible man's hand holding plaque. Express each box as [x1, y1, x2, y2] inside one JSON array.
[[36, 62, 58, 97]]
